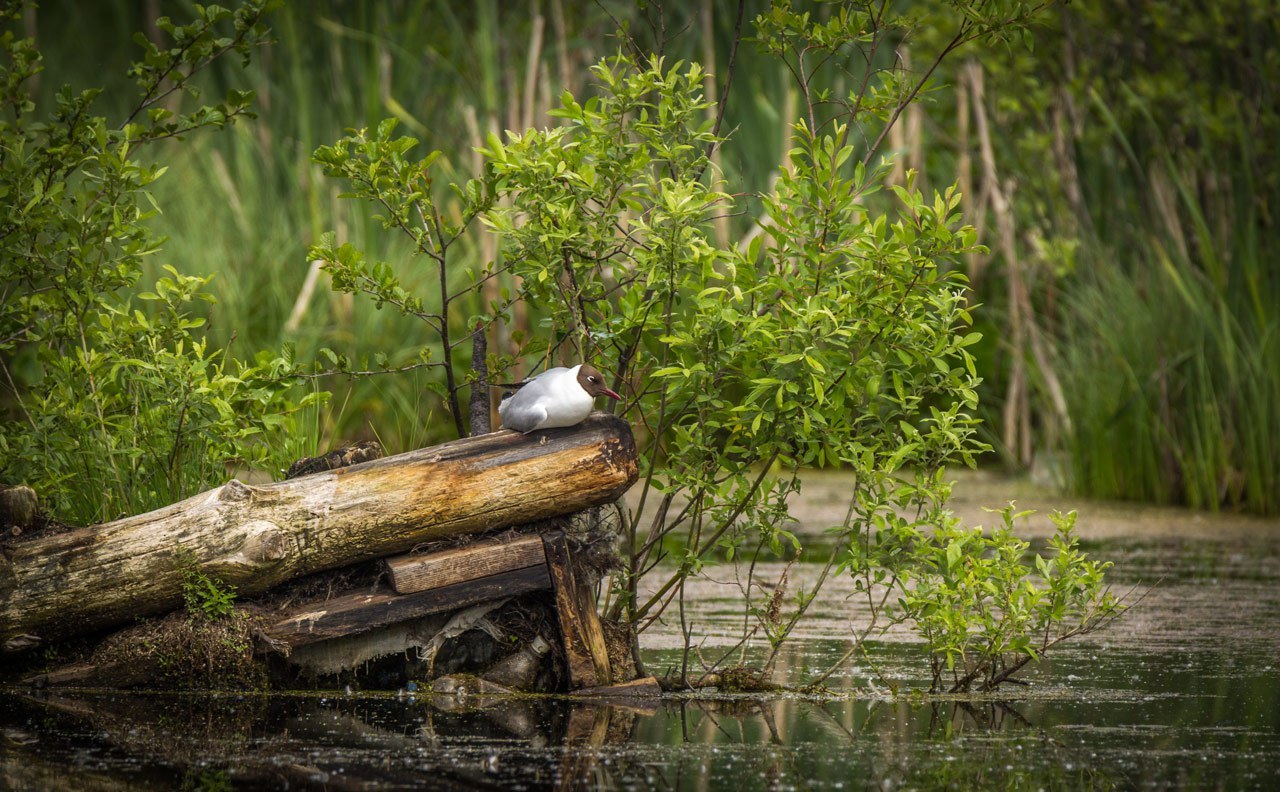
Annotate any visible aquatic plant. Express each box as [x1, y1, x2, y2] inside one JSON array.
[[176, 549, 238, 622], [819, 504, 1121, 693]]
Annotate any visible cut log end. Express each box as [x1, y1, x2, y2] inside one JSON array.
[[0, 484, 39, 531]]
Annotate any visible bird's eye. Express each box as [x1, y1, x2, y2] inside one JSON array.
[[588, 376, 597, 382]]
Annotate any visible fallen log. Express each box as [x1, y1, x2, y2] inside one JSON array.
[[23, 528, 616, 691], [0, 414, 636, 651]]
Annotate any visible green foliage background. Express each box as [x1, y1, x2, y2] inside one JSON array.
[[8, 0, 1271, 515], [289, 2, 1120, 689], [0, 0, 1136, 690], [0, 0, 320, 524]]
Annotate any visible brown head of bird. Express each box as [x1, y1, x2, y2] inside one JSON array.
[[577, 364, 622, 401]]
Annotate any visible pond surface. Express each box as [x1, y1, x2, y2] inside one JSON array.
[[3, 472, 1279, 790]]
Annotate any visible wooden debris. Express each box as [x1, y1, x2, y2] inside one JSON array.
[[263, 565, 551, 649], [572, 676, 662, 699], [1, 414, 637, 650], [22, 660, 153, 690], [285, 441, 385, 479], [386, 534, 546, 594], [281, 613, 452, 679], [544, 533, 612, 689], [468, 324, 490, 436]]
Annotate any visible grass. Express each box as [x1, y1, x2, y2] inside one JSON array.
[[1054, 89, 1280, 514]]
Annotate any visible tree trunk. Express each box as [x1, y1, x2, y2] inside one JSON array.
[[0, 414, 636, 651]]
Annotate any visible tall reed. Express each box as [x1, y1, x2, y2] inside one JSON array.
[[1054, 90, 1279, 514]]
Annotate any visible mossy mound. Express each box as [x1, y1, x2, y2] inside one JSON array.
[[93, 609, 268, 691], [711, 665, 776, 693]]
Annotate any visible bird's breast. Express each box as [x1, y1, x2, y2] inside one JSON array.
[[537, 388, 594, 428]]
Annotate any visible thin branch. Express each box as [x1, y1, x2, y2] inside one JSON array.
[[288, 359, 448, 381], [700, 0, 747, 169]]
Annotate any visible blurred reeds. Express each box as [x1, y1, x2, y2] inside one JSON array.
[[946, 3, 1280, 515], [1053, 91, 1279, 514], [24, 1, 1279, 513]]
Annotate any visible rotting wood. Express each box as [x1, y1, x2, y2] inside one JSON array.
[[544, 532, 612, 689], [468, 323, 490, 436], [285, 441, 384, 479], [0, 484, 38, 532], [1, 414, 637, 651], [281, 613, 452, 679], [263, 565, 551, 649], [22, 660, 153, 690], [385, 534, 546, 594]]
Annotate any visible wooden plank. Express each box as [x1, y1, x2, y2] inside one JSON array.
[[2, 413, 637, 650], [543, 532, 612, 689], [385, 534, 546, 594], [264, 564, 551, 648]]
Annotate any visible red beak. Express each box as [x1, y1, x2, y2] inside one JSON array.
[[602, 387, 622, 401]]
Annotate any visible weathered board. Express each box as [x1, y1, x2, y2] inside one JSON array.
[[385, 534, 546, 594], [1, 414, 637, 651], [263, 565, 552, 649]]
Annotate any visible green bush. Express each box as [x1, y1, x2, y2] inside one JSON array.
[[308, 2, 1121, 690], [0, 0, 320, 525], [845, 504, 1119, 693]]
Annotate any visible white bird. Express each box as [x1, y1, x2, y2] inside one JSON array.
[[498, 364, 621, 433]]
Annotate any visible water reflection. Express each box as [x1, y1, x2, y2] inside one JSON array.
[[5, 495, 1280, 790], [4, 646, 1278, 792]]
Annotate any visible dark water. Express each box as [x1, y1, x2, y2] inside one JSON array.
[[3, 532, 1279, 790]]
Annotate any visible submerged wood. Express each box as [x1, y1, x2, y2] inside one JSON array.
[[0, 414, 637, 651], [22, 660, 150, 689], [573, 676, 663, 699]]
